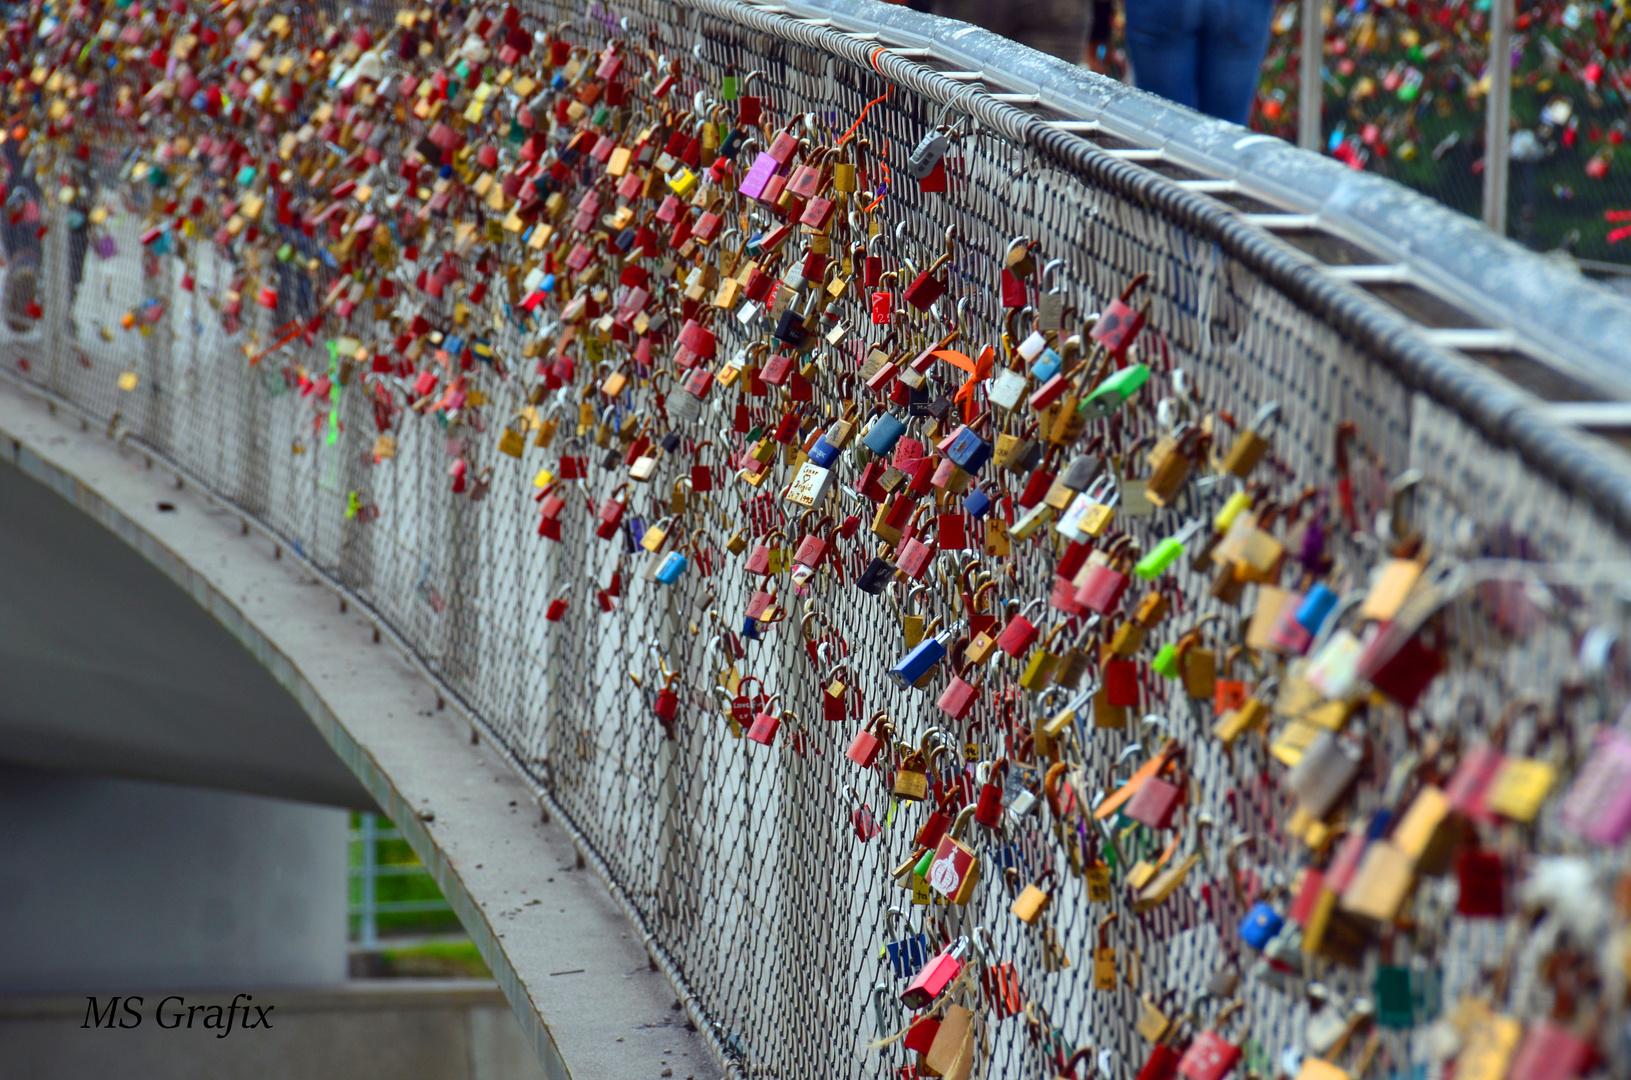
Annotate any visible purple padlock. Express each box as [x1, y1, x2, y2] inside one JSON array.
[[737, 151, 781, 202]]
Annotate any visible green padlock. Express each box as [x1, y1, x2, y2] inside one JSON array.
[[1078, 363, 1150, 420], [1135, 521, 1203, 580]]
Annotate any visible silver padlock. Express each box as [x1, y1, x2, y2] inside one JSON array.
[[906, 127, 952, 180]]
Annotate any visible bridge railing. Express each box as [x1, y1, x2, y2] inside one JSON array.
[[14, 0, 1631, 1077]]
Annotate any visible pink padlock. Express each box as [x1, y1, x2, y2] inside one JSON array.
[[1561, 726, 1631, 845]]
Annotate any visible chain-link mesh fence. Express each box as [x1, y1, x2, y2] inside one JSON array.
[[12, 0, 1631, 1077]]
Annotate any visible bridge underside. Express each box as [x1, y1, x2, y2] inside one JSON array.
[[0, 456, 374, 810]]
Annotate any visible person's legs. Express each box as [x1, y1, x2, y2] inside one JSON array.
[[1123, 0, 1204, 112], [1195, 0, 1275, 125]]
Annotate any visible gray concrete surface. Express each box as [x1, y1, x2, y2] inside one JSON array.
[[0, 765, 346, 994], [0, 981, 550, 1080], [0, 379, 717, 1078]]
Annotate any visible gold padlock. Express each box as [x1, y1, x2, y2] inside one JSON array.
[[1011, 870, 1055, 924], [1220, 401, 1281, 477]]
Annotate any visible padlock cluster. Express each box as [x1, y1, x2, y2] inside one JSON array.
[[22, 0, 1631, 1077]]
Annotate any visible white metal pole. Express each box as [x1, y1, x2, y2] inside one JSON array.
[[1299, 0, 1323, 151], [1483, 0, 1513, 234]]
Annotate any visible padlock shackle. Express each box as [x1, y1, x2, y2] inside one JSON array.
[[1058, 1046, 1096, 1079], [948, 804, 978, 840], [1247, 399, 1280, 433], [1116, 272, 1150, 304]]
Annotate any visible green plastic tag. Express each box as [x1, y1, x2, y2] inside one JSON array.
[[1078, 363, 1150, 420], [1134, 536, 1184, 580]]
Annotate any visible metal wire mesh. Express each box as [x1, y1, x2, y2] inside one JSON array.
[[12, 0, 1631, 1078]]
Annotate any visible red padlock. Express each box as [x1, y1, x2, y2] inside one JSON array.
[[1507, 1019, 1597, 1080], [729, 677, 765, 729], [1124, 774, 1184, 829], [653, 677, 680, 723], [1357, 621, 1444, 708], [896, 536, 936, 580], [822, 666, 853, 724], [746, 698, 782, 750], [973, 759, 1007, 828], [849, 791, 881, 843], [1176, 1002, 1245, 1080], [1455, 847, 1504, 917], [846, 712, 893, 767], [914, 789, 959, 850], [936, 657, 982, 720], [744, 529, 784, 576], [900, 937, 967, 1009], [1103, 657, 1141, 707], [902, 1012, 941, 1052], [1091, 272, 1150, 361], [595, 483, 630, 539], [1136, 1045, 1184, 1080], [1075, 541, 1135, 615], [761, 352, 796, 386], [793, 520, 836, 570], [994, 599, 1047, 658], [544, 584, 571, 622], [870, 271, 896, 324]]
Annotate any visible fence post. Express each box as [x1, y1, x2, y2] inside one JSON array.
[[359, 812, 378, 950], [1482, 0, 1513, 234], [1298, 0, 1322, 151]]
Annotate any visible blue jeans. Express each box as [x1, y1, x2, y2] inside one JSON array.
[[1124, 0, 1275, 126]]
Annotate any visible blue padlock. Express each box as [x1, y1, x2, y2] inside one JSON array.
[[655, 551, 688, 585], [1296, 583, 1339, 635], [1031, 347, 1063, 383], [861, 412, 907, 456], [962, 489, 993, 519], [887, 933, 930, 978], [807, 435, 841, 469], [943, 426, 992, 474], [888, 620, 964, 688], [1239, 901, 1283, 950]]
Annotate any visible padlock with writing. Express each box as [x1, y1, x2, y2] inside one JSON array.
[[745, 698, 790, 747], [1176, 1001, 1248, 1080]]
